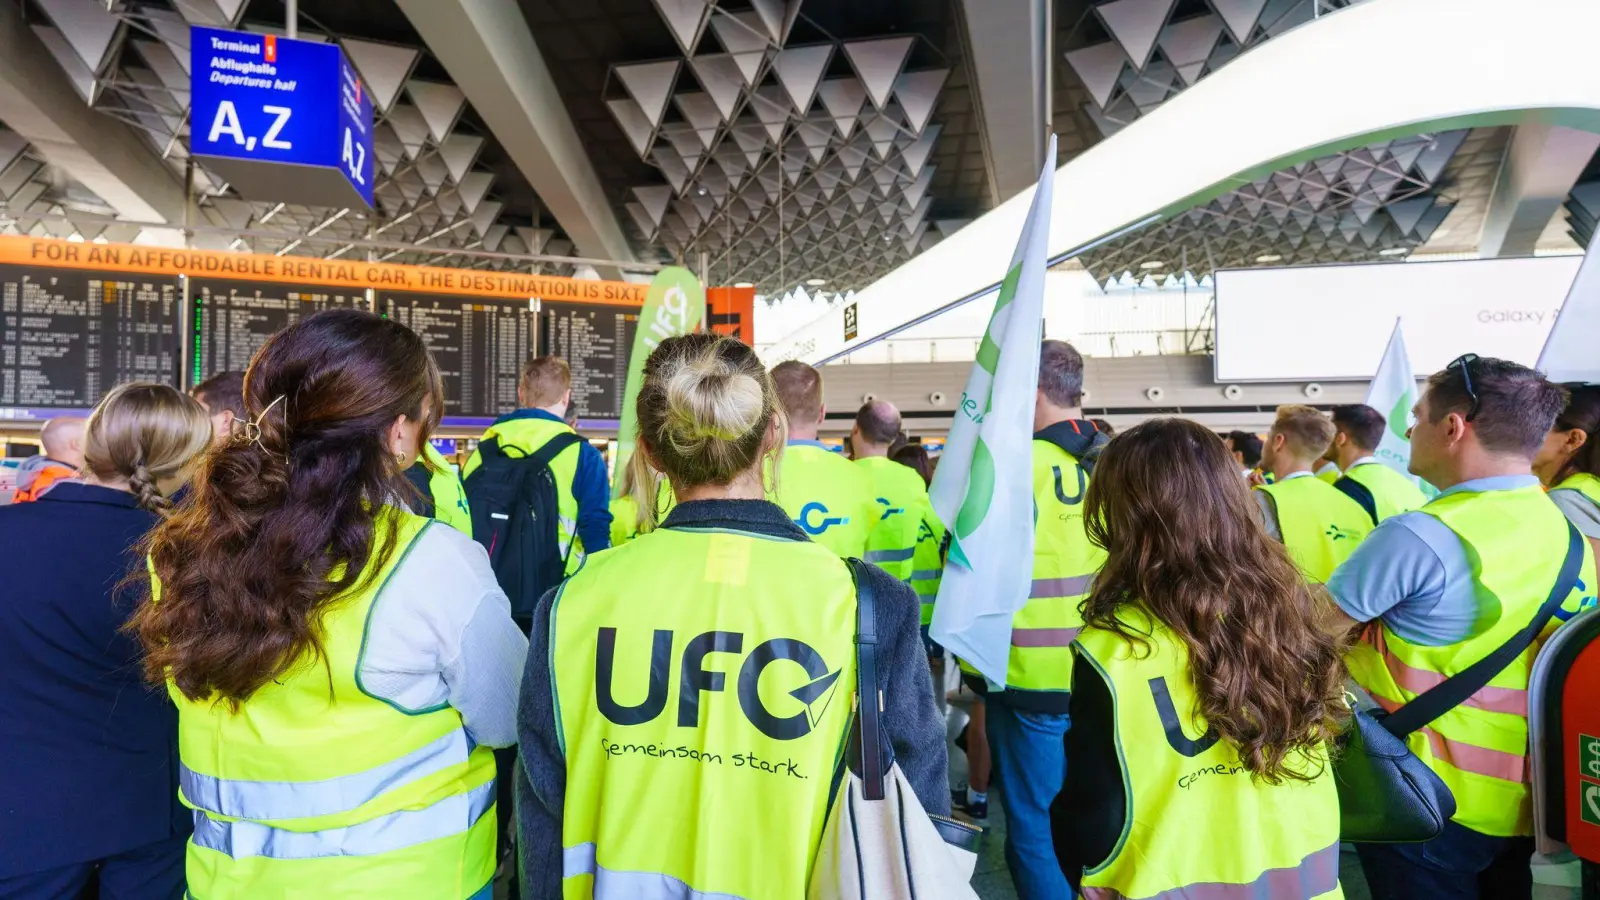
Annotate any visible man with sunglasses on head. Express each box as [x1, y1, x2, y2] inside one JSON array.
[[1328, 355, 1599, 900]]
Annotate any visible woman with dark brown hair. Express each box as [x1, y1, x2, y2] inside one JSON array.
[[129, 309, 526, 900], [1052, 417, 1348, 900], [1534, 384, 1600, 559]]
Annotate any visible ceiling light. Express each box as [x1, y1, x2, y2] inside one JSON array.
[[1139, 260, 1165, 269], [733, 281, 755, 288], [1379, 247, 1409, 256], [805, 278, 826, 286], [696, 186, 709, 196], [1255, 254, 1282, 263]]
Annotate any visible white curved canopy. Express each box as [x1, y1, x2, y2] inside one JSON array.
[[766, 0, 1600, 365]]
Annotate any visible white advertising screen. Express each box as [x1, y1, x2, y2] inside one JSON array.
[[1213, 256, 1582, 381]]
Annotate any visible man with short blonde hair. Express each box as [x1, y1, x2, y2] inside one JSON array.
[[1254, 404, 1372, 582], [519, 356, 573, 410]]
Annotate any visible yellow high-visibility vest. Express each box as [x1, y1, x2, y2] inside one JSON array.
[[1075, 609, 1342, 899], [961, 439, 1107, 706], [856, 455, 927, 581], [552, 525, 857, 899], [910, 500, 946, 627], [421, 443, 472, 534], [1554, 471, 1600, 509], [1339, 461, 1428, 524], [1345, 484, 1599, 836], [772, 443, 876, 559], [169, 510, 498, 899], [465, 414, 586, 574], [608, 477, 675, 546], [1256, 475, 1371, 583]]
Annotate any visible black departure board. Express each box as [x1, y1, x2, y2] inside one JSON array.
[[382, 292, 533, 418], [192, 279, 363, 381], [538, 301, 638, 420], [0, 264, 180, 407]]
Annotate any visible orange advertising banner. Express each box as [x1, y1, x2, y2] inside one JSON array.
[[0, 235, 647, 306]]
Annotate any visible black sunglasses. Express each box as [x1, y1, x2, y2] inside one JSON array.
[[1447, 353, 1480, 422]]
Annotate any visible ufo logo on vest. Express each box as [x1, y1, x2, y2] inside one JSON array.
[[594, 627, 844, 741]]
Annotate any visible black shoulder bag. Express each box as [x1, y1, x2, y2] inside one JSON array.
[[1336, 521, 1584, 843]]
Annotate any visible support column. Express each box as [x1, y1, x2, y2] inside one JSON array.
[[957, 0, 1047, 203], [1479, 123, 1600, 258], [395, 0, 637, 279]]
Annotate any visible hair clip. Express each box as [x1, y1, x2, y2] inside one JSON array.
[[237, 394, 286, 456]]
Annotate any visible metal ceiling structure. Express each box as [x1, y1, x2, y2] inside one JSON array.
[[598, 0, 977, 296], [0, 0, 590, 273]]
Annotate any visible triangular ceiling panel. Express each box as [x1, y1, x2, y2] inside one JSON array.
[[689, 54, 745, 120], [607, 98, 655, 156], [341, 39, 419, 114], [1158, 14, 1223, 86], [674, 91, 724, 147], [633, 185, 674, 227], [651, 0, 713, 56], [615, 60, 681, 129], [1064, 42, 1128, 110], [1096, 0, 1177, 70], [438, 134, 484, 184], [749, 0, 803, 45], [406, 81, 466, 143], [773, 44, 834, 114], [1208, 0, 1270, 44], [892, 69, 948, 135], [899, 123, 941, 178], [709, 11, 771, 86], [817, 78, 867, 139], [842, 37, 915, 111], [385, 104, 429, 160]]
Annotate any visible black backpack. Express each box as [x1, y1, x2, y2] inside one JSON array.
[[465, 432, 582, 630]]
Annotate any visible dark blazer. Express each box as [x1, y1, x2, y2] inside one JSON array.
[[0, 483, 189, 877]]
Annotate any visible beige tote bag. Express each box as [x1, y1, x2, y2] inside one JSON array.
[[809, 562, 982, 900]]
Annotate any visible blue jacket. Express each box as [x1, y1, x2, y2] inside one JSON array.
[[0, 483, 190, 876]]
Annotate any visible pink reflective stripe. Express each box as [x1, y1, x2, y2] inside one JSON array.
[[1370, 625, 1529, 716], [1371, 695, 1527, 783], [1081, 841, 1339, 899], [1031, 575, 1094, 598], [1011, 627, 1080, 648]]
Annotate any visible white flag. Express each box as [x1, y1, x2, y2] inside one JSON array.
[[928, 135, 1056, 687], [1363, 319, 1429, 491], [1538, 228, 1600, 384]]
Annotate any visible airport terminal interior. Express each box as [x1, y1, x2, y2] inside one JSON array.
[[3, 0, 1600, 898]]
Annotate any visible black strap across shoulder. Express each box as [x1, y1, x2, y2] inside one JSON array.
[[1382, 521, 1584, 738], [528, 431, 582, 468], [1333, 475, 1380, 527], [847, 558, 886, 801]]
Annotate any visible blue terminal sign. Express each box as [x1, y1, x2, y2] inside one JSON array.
[[190, 27, 374, 209]]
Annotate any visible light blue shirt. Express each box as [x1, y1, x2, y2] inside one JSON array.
[[1327, 475, 1540, 647]]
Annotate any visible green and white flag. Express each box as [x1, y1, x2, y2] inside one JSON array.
[[614, 266, 704, 497], [928, 134, 1056, 687], [1364, 319, 1429, 492], [1538, 227, 1600, 384]]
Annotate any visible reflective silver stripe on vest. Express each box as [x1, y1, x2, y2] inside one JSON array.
[[864, 548, 915, 564], [1030, 574, 1094, 598], [1080, 841, 1339, 900], [562, 842, 752, 900], [182, 728, 472, 820], [910, 569, 941, 582], [192, 779, 495, 861]]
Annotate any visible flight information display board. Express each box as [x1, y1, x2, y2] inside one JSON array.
[[538, 301, 638, 420], [192, 279, 363, 381], [382, 292, 533, 419], [0, 264, 181, 407]]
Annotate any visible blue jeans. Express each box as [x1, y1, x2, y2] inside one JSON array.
[[986, 701, 1073, 900], [1356, 820, 1534, 900]]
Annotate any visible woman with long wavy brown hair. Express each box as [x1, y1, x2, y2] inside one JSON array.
[[1051, 417, 1349, 900], [128, 309, 526, 900]]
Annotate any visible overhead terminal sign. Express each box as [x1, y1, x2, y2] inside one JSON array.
[[190, 26, 375, 209]]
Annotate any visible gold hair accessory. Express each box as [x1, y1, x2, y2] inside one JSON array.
[[238, 394, 286, 455]]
